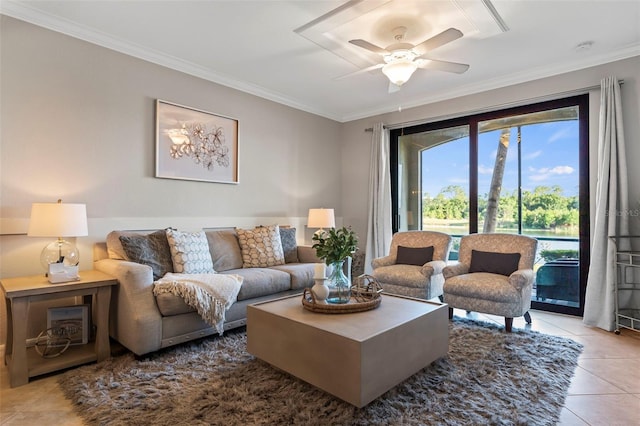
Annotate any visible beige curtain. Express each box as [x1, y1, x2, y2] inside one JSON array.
[[583, 76, 629, 331], [364, 123, 393, 273]]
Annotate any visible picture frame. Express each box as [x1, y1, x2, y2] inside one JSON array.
[[47, 304, 90, 346], [156, 99, 239, 184]]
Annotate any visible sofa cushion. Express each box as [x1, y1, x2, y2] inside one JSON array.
[[396, 245, 434, 266], [119, 230, 174, 280], [166, 229, 215, 274], [279, 227, 299, 263], [206, 229, 243, 272], [469, 249, 521, 277], [155, 293, 196, 316], [270, 263, 314, 290], [236, 225, 285, 268], [227, 268, 291, 300]]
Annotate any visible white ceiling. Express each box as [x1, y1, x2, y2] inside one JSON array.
[[2, 0, 639, 122]]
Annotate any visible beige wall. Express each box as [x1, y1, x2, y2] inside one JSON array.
[[341, 56, 640, 245]]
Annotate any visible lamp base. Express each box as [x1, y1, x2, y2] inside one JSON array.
[[40, 239, 80, 272]]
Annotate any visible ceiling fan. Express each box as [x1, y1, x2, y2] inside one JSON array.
[[346, 26, 469, 92]]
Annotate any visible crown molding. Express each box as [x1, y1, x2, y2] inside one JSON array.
[[0, 1, 343, 122]]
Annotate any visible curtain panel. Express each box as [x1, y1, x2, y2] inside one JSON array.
[[364, 123, 393, 273], [583, 76, 630, 331]]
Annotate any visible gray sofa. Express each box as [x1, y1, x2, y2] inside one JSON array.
[[94, 228, 327, 356]]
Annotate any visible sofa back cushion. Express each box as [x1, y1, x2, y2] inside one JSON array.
[[236, 225, 285, 268], [166, 229, 215, 274], [106, 230, 152, 260], [206, 229, 244, 272], [279, 227, 299, 263], [119, 229, 174, 280]]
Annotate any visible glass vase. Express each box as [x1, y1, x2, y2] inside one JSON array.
[[327, 260, 351, 304]]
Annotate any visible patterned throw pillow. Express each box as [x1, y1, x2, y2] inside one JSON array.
[[119, 229, 174, 280], [236, 225, 285, 268], [279, 227, 299, 263], [166, 229, 215, 274]]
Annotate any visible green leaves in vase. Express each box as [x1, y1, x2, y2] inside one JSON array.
[[312, 226, 358, 265]]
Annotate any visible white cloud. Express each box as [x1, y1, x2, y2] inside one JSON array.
[[529, 165, 575, 181]]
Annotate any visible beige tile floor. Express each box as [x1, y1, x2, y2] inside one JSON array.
[[1, 309, 639, 425]]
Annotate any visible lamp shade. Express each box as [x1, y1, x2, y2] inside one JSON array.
[[382, 60, 418, 86], [307, 208, 335, 229], [28, 202, 88, 237]]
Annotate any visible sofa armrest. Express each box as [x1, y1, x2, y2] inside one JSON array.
[[296, 245, 322, 263], [371, 255, 395, 270], [509, 269, 535, 291], [94, 258, 162, 356], [442, 262, 469, 279]]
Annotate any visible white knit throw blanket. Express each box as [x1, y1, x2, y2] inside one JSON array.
[[153, 273, 243, 334]]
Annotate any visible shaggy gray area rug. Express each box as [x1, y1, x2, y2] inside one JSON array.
[[58, 318, 582, 426]]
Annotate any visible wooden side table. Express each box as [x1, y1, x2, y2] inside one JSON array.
[[1, 270, 117, 387]]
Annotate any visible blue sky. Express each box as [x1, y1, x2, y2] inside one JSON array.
[[421, 120, 580, 198]]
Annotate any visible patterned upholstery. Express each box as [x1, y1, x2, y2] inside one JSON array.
[[371, 231, 452, 300], [443, 233, 538, 332]]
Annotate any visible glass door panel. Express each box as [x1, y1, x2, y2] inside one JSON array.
[[478, 107, 581, 309], [397, 125, 469, 259]]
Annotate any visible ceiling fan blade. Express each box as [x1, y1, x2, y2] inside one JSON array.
[[417, 58, 469, 74], [413, 28, 463, 55], [349, 39, 389, 55], [334, 63, 384, 80]]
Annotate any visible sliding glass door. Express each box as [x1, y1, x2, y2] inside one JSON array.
[[390, 95, 589, 315]]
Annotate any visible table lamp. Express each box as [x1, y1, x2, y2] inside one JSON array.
[[27, 199, 88, 273], [307, 208, 335, 236]]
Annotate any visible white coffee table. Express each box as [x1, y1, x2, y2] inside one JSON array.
[[247, 293, 448, 407]]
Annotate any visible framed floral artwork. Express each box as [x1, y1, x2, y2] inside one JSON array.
[[156, 100, 239, 184]]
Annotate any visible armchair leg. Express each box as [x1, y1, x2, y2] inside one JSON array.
[[505, 318, 513, 332], [524, 311, 532, 324], [448, 307, 453, 320]]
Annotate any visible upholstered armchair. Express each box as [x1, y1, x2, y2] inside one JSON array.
[[371, 231, 452, 300], [442, 233, 538, 332]]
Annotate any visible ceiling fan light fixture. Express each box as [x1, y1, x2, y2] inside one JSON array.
[[382, 60, 418, 86]]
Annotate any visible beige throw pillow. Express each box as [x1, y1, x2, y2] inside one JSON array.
[[166, 229, 215, 274], [236, 225, 285, 268]]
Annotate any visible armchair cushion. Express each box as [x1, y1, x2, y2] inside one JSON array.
[[444, 272, 519, 303], [372, 264, 435, 289], [469, 249, 521, 277], [396, 245, 434, 266]]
